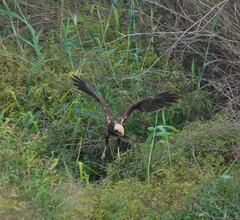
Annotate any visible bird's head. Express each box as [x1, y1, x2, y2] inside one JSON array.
[[114, 123, 124, 137]]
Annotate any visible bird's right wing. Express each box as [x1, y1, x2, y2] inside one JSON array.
[[72, 75, 113, 123]]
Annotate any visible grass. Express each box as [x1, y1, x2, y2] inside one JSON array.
[[0, 1, 240, 219]]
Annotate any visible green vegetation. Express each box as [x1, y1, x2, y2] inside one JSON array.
[[0, 1, 240, 219]]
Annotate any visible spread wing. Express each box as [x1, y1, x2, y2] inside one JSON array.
[[119, 92, 178, 124], [72, 75, 113, 123]]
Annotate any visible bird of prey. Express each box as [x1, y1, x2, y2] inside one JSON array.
[[72, 75, 178, 159]]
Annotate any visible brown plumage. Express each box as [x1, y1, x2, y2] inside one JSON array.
[[72, 75, 178, 158], [119, 92, 178, 124]]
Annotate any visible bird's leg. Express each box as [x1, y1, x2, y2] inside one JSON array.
[[101, 132, 109, 160], [117, 137, 121, 159]]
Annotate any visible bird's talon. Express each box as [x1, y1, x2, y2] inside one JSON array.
[[101, 146, 107, 160], [117, 147, 120, 160], [101, 152, 106, 160]]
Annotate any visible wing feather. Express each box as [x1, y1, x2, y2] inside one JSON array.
[[72, 75, 112, 123], [119, 92, 178, 124]]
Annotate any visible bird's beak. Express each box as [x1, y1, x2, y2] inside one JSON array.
[[117, 132, 122, 137]]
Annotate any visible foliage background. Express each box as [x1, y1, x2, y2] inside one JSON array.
[[0, 0, 240, 219]]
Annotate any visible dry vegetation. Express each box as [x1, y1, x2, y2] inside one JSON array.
[[0, 1, 240, 219]]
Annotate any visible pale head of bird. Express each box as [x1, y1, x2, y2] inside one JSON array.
[[114, 123, 124, 136]]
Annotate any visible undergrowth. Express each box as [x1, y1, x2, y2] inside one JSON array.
[[0, 1, 239, 219]]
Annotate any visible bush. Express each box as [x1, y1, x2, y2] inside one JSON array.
[[182, 172, 240, 219], [173, 114, 240, 158], [107, 114, 239, 182]]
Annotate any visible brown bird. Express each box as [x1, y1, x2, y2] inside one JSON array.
[[72, 75, 178, 158]]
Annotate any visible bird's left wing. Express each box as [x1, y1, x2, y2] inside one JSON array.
[[119, 92, 178, 124]]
